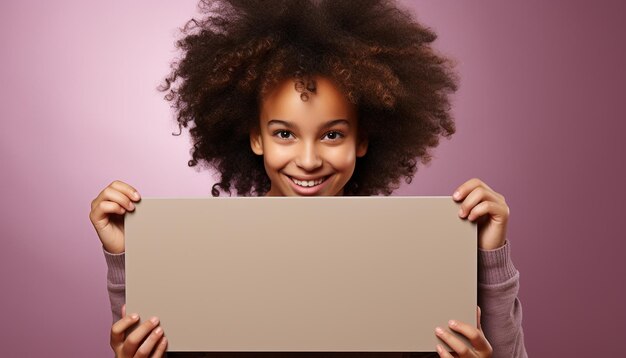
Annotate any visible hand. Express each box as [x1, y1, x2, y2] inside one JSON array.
[[89, 180, 141, 254], [111, 303, 168, 358], [434, 306, 492, 358], [452, 178, 510, 250]]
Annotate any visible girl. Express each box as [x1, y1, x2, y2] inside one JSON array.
[[89, 1, 527, 357]]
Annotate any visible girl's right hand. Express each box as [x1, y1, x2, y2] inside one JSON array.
[[89, 180, 141, 254], [111, 304, 168, 358]]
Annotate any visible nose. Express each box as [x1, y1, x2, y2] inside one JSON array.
[[294, 141, 323, 171]]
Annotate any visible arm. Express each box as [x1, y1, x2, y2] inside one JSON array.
[[103, 246, 126, 323], [477, 240, 528, 358]]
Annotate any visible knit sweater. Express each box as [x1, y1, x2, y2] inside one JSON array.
[[104, 240, 527, 357]]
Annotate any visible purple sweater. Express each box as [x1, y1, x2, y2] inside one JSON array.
[[104, 240, 527, 357]]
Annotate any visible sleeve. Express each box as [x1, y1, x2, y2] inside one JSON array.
[[477, 240, 528, 358], [103, 246, 126, 324]]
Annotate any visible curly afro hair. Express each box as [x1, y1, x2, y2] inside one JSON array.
[[158, 0, 459, 197]]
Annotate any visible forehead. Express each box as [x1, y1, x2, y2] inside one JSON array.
[[259, 77, 356, 125]]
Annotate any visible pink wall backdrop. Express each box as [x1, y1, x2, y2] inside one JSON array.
[[1, 0, 624, 356]]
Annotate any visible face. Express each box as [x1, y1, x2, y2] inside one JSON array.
[[250, 76, 368, 196]]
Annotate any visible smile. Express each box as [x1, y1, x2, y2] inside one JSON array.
[[289, 175, 329, 187]]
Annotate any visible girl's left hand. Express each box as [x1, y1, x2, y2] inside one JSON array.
[[452, 178, 510, 250], [435, 306, 493, 358]]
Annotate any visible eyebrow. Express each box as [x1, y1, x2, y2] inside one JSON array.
[[267, 119, 350, 129]]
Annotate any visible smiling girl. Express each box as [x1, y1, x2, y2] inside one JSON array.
[[251, 76, 368, 197], [89, 1, 527, 357]]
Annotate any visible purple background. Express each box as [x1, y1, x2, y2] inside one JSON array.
[[1, 0, 624, 356]]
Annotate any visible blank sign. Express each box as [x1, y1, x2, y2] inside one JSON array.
[[125, 196, 476, 352]]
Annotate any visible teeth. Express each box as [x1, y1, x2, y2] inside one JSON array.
[[291, 176, 326, 187]]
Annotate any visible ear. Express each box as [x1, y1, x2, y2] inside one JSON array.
[[356, 137, 368, 158], [249, 127, 264, 155]]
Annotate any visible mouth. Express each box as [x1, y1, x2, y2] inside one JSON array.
[[285, 174, 332, 195], [289, 175, 329, 187]]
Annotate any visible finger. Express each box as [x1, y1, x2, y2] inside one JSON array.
[[91, 200, 127, 225], [476, 306, 482, 331], [92, 182, 140, 212], [123, 317, 160, 357], [91, 181, 139, 210], [452, 178, 496, 202], [134, 326, 164, 358], [102, 186, 138, 211], [90, 187, 138, 225], [122, 304, 126, 318], [457, 187, 503, 219], [465, 201, 508, 223], [110, 313, 140, 348], [436, 343, 456, 358], [110, 180, 141, 202], [448, 319, 491, 352], [149, 336, 168, 358], [435, 326, 474, 357]]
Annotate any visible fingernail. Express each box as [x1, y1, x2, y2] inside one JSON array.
[[458, 208, 464, 217], [435, 327, 444, 335], [129, 202, 135, 210], [448, 320, 456, 327], [453, 191, 461, 199], [133, 192, 140, 200], [150, 317, 159, 325], [130, 314, 139, 320], [436, 344, 443, 353]]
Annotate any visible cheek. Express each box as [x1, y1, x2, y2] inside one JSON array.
[[326, 146, 357, 170], [263, 143, 292, 170]]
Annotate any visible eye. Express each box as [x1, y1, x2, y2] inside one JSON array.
[[273, 130, 294, 140], [323, 131, 345, 141]]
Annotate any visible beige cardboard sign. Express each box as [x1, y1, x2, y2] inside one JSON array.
[[125, 196, 476, 352]]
